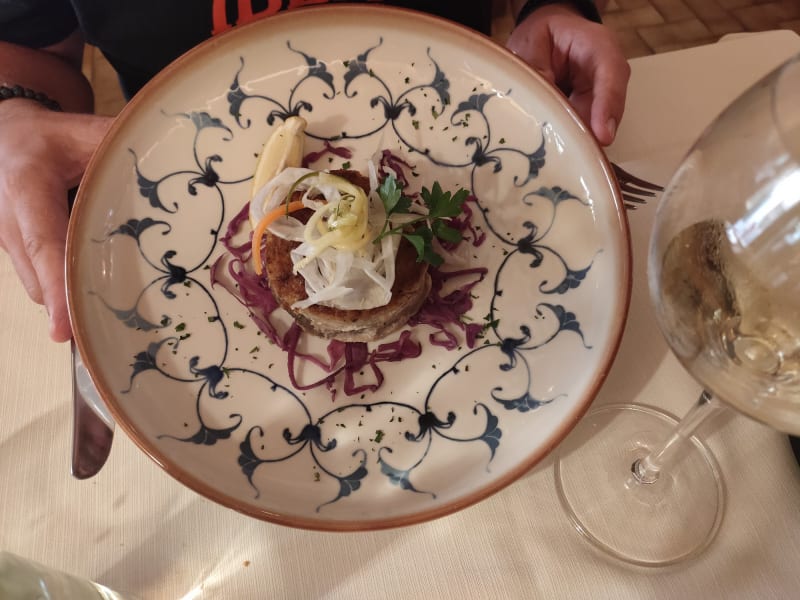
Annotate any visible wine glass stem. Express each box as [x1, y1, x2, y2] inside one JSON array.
[[632, 391, 723, 484]]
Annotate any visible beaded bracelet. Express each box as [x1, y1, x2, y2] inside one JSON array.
[[0, 84, 62, 111], [515, 0, 603, 25]]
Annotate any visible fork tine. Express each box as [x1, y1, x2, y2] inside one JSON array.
[[618, 181, 658, 197], [612, 163, 664, 192], [621, 192, 649, 205]]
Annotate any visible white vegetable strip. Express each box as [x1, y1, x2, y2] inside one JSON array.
[[251, 163, 401, 311]]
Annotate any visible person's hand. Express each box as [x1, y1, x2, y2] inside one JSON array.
[[507, 3, 630, 146], [0, 100, 113, 342]]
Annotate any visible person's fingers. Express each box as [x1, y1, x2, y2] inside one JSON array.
[[0, 107, 113, 342], [55, 113, 115, 186], [30, 113, 112, 341], [557, 28, 629, 146], [0, 220, 43, 304], [507, 23, 557, 86], [507, 7, 630, 147], [14, 172, 71, 342], [0, 162, 46, 304], [48, 290, 72, 343], [587, 59, 630, 146]]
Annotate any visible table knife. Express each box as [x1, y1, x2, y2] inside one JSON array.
[[70, 340, 115, 479]]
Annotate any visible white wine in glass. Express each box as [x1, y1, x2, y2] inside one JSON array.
[[555, 52, 800, 567]]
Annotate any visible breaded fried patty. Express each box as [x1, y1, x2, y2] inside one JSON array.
[[262, 170, 431, 342]]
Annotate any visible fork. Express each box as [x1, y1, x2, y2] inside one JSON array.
[[611, 162, 664, 210]]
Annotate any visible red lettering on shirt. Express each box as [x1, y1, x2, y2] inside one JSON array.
[[212, 0, 381, 36]]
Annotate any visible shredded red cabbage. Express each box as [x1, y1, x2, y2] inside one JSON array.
[[212, 153, 488, 399], [448, 197, 486, 248], [302, 141, 353, 167], [378, 150, 415, 188], [409, 267, 488, 350]]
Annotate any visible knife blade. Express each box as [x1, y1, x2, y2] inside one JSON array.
[[70, 339, 115, 479]]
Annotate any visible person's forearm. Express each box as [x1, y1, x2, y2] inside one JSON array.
[[0, 31, 93, 113]]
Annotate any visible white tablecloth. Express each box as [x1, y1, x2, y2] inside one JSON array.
[[2, 30, 800, 600]]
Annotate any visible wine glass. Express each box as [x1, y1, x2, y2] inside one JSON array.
[[553, 51, 800, 567]]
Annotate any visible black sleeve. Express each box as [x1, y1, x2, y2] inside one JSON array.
[[387, 1, 493, 37], [516, 0, 602, 25], [0, 0, 78, 48]]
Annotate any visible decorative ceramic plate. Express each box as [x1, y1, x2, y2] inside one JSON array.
[[67, 5, 630, 530]]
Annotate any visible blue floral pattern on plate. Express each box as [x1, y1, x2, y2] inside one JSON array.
[[68, 6, 629, 529]]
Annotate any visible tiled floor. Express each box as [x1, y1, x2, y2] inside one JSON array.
[[84, 0, 800, 116], [600, 0, 800, 57], [496, 0, 800, 56]]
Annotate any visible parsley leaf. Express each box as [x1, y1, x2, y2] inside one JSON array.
[[422, 182, 469, 218], [375, 174, 468, 266], [432, 219, 462, 243], [405, 227, 444, 266], [378, 175, 411, 214]]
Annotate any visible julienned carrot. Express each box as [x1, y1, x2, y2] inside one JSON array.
[[252, 199, 306, 275]]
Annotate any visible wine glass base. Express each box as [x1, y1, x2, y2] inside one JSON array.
[[554, 403, 725, 567]]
